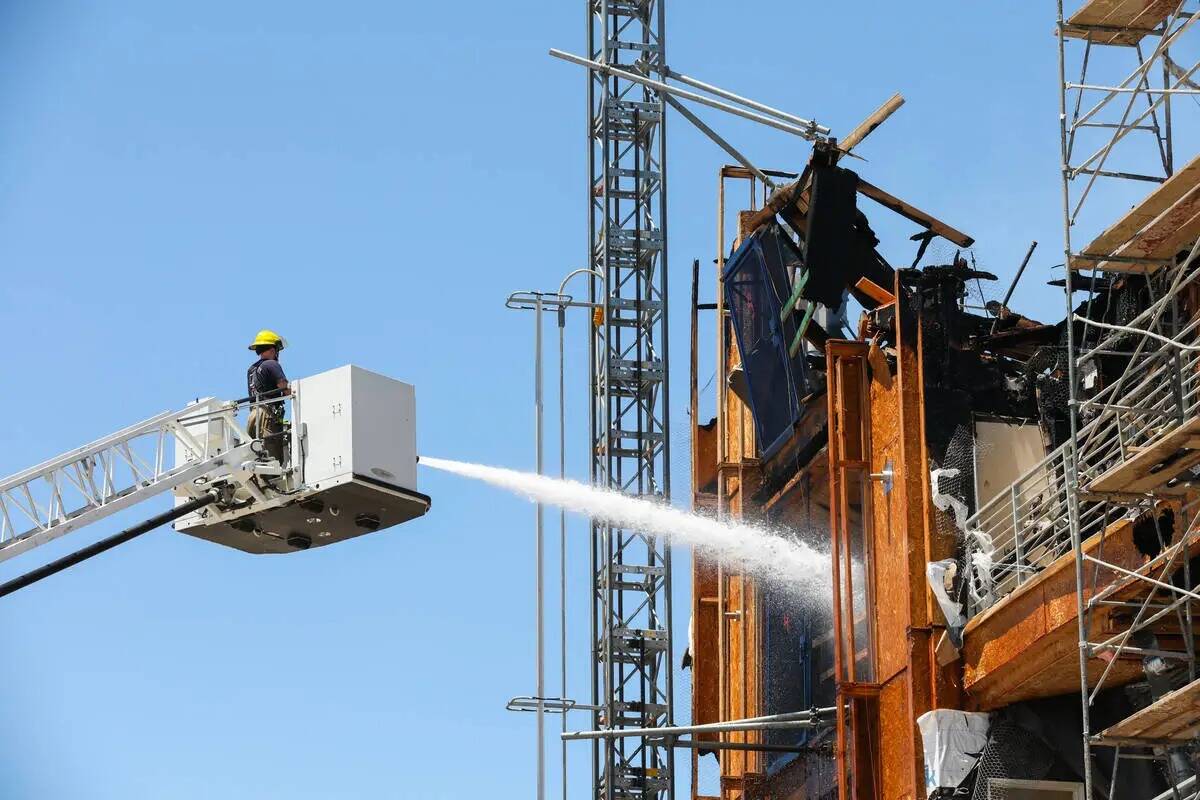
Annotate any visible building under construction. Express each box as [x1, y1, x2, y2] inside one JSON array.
[[685, 2, 1200, 798]]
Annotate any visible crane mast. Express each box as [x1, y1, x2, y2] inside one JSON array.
[[588, 1, 674, 798]]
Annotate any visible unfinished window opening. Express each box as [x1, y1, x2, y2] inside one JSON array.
[[842, 469, 874, 682], [828, 345, 876, 685], [761, 588, 835, 774]]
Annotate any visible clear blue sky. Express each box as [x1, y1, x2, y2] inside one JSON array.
[[0, 2, 1088, 797]]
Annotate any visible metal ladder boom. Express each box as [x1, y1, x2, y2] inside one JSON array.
[[0, 402, 254, 565]]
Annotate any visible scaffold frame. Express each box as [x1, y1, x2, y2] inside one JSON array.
[[1055, 2, 1200, 798]]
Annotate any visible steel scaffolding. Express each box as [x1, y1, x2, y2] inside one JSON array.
[[1055, 2, 1200, 797], [587, 2, 675, 800]]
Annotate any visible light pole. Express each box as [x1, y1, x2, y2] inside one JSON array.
[[505, 272, 602, 800], [552, 269, 604, 800]]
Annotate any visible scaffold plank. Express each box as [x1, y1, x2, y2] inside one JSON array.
[[1064, 0, 1176, 45], [1087, 417, 1200, 494], [1073, 154, 1200, 272], [1096, 676, 1200, 743]]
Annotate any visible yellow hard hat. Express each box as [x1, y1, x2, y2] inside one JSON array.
[[248, 329, 288, 351]]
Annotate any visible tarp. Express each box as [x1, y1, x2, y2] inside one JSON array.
[[916, 709, 990, 792], [805, 164, 859, 306]]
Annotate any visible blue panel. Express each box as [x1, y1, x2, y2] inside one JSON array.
[[722, 223, 813, 459]]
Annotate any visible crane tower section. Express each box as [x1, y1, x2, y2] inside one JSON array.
[[587, 1, 674, 799]]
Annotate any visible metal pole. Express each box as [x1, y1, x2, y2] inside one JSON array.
[[662, 66, 819, 129], [559, 301, 569, 800], [1056, 6, 1094, 800], [535, 295, 546, 800], [657, 2, 675, 790], [586, 7, 600, 795], [668, 739, 807, 755], [554, 267, 604, 800], [562, 716, 826, 741], [663, 95, 776, 189], [548, 49, 829, 140], [990, 241, 1039, 334]]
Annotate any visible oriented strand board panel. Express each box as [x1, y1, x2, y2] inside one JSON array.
[[962, 517, 1147, 709], [1073, 154, 1200, 272], [690, 554, 721, 736], [877, 677, 913, 800], [1097, 676, 1200, 742], [1064, 0, 1177, 45], [964, 507, 1200, 709], [869, 376, 909, 684]]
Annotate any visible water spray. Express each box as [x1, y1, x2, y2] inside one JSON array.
[[421, 456, 831, 599]]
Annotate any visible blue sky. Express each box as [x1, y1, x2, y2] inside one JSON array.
[[0, 2, 1115, 797]]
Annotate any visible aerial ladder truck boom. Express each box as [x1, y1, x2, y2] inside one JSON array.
[[0, 364, 430, 594]]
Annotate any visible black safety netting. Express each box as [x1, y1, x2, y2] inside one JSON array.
[[967, 717, 1057, 800]]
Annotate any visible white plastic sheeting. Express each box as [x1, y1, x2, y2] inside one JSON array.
[[930, 467, 996, 609], [917, 709, 991, 792], [930, 467, 970, 529], [927, 559, 966, 640]]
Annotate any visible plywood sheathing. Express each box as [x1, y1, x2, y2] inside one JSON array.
[[821, 281, 945, 800], [1096, 675, 1200, 743], [1063, 0, 1177, 45], [694, 419, 719, 496], [1073, 154, 1200, 272], [691, 554, 721, 738]]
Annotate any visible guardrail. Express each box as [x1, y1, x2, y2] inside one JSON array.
[[962, 283, 1200, 618]]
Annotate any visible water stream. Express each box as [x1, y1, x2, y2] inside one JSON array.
[[421, 456, 830, 601]]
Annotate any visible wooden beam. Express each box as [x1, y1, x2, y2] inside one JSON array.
[[797, 315, 830, 353], [840, 92, 905, 154], [743, 93, 905, 232], [856, 178, 975, 247], [1087, 417, 1200, 494], [854, 276, 895, 306], [745, 96, 976, 256], [743, 167, 810, 234]]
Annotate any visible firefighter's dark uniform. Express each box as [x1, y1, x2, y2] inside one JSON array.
[[247, 357, 288, 463]]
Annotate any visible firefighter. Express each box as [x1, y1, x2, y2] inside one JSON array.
[[246, 329, 290, 463]]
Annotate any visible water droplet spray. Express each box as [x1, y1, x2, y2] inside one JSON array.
[[421, 456, 830, 601]]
